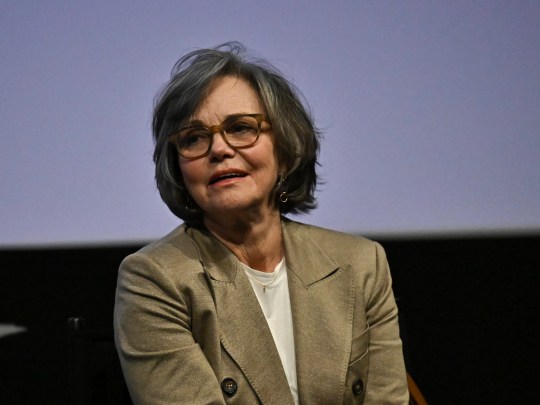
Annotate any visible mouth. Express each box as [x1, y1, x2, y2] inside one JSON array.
[[208, 171, 248, 185]]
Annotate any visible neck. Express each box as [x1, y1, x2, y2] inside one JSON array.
[[203, 209, 283, 273]]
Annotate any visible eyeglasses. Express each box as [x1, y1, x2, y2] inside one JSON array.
[[168, 113, 270, 160]]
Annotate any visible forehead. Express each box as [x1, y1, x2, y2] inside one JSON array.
[[193, 76, 263, 122]]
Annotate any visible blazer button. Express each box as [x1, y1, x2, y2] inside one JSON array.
[[352, 378, 364, 396], [221, 378, 238, 397]]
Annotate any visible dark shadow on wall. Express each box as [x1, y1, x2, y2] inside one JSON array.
[[0, 234, 538, 404]]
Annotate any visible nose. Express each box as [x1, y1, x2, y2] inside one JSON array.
[[208, 131, 235, 162]]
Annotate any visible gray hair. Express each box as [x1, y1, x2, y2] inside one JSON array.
[[153, 42, 320, 223]]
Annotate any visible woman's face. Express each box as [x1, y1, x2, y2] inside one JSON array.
[[179, 76, 280, 222]]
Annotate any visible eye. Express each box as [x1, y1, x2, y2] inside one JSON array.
[[226, 117, 258, 136], [179, 129, 210, 148]]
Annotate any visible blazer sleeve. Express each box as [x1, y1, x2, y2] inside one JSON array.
[[113, 252, 226, 405], [363, 242, 409, 404]]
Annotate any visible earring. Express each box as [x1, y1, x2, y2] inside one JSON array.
[[276, 173, 288, 203]]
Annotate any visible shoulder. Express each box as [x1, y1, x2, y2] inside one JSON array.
[[137, 224, 195, 260], [282, 218, 389, 283], [119, 224, 203, 284], [282, 218, 383, 257]]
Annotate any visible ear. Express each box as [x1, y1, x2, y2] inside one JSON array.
[[277, 158, 290, 177], [276, 172, 288, 189]]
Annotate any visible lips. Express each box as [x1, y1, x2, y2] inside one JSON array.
[[208, 170, 248, 185]]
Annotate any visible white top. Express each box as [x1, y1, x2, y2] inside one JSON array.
[[242, 259, 299, 405]]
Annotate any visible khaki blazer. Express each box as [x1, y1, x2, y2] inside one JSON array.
[[114, 219, 409, 404]]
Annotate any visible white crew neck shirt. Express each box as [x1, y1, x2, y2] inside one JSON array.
[[242, 259, 299, 405]]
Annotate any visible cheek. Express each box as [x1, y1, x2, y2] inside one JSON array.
[[248, 150, 277, 179], [255, 139, 279, 172], [255, 156, 280, 191], [179, 161, 203, 189]]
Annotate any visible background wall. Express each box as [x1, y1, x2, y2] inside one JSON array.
[[2, 0, 539, 246]]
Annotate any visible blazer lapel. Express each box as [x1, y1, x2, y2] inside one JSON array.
[[283, 220, 356, 404], [188, 227, 295, 404]]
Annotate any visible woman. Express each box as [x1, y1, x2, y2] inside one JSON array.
[[114, 42, 409, 404]]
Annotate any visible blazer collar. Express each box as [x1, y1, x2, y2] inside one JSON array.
[[186, 225, 239, 282], [281, 219, 339, 285]]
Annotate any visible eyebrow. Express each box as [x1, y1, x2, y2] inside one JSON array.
[[182, 113, 260, 128]]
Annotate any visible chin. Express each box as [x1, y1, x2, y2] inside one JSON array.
[[209, 198, 271, 216]]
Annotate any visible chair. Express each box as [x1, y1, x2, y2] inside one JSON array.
[[407, 372, 428, 405], [67, 317, 132, 405]]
